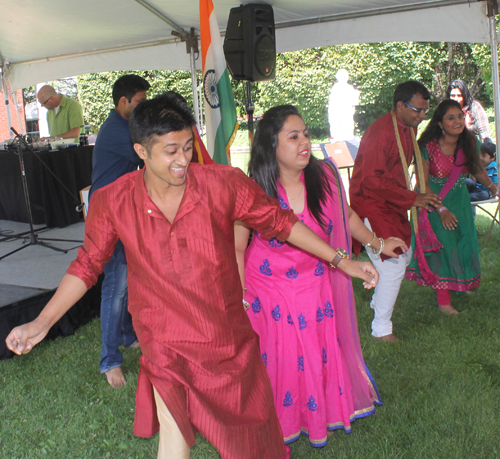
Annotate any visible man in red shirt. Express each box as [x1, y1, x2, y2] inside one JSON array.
[[6, 93, 378, 459], [349, 81, 441, 343]]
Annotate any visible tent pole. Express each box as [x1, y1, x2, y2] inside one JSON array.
[[488, 1, 500, 145], [0, 56, 14, 139], [134, 0, 202, 124], [190, 49, 200, 128], [188, 28, 200, 128]]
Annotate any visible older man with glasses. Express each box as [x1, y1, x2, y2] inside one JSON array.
[[349, 80, 441, 343], [37, 85, 85, 143]]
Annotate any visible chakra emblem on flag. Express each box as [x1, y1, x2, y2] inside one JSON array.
[[203, 69, 220, 108]]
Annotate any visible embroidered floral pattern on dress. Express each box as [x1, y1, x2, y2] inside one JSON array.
[[307, 396, 318, 412], [283, 391, 293, 407], [272, 305, 281, 321], [314, 261, 324, 276], [278, 195, 289, 209], [324, 301, 334, 318], [339, 386, 343, 396], [322, 347, 327, 364], [287, 314, 293, 325], [262, 352, 267, 367], [430, 174, 466, 191], [327, 219, 333, 235], [286, 267, 298, 279], [259, 259, 272, 276], [298, 313, 307, 330], [251, 297, 261, 314], [268, 237, 285, 248], [298, 355, 304, 371], [316, 307, 324, 322]]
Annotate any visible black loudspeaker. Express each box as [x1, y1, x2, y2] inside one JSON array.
[[223, 3, 276, 82]]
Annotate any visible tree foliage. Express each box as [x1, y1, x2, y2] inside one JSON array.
[[75, 42, 496, 136], [77, 70, 194, 132]]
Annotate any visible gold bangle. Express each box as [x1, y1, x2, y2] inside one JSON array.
[[364, 232, 377, 247]]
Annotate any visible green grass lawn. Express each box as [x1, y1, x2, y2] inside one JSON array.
[[1, 214, 499, 459]]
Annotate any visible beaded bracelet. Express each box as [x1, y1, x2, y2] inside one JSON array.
[[437, 206, 448, 214], [371, 237, 385, 255], [363, 231, 377, 247]]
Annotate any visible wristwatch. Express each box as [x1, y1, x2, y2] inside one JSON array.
[[329, 248, 349, 268]]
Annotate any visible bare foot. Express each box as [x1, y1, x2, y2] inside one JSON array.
[[438, 304, 459, 315], [105, 367, 126, 387], [372, 333, 400, 343], [132, 341, 140, 349]]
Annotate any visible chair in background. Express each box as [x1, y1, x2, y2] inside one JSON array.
[[320, 141, 355, 180], [471, 197, 500, 245], [79, 186, 91, 221]]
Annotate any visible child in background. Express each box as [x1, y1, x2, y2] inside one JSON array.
[[466, 138, 497, 202]]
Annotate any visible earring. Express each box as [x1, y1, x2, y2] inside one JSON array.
[[441, 127, 445, 136]]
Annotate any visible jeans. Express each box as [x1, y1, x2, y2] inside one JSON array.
[[466, 177, 490, 202], [364, 219, 413, 337], [100, 241, 137, 373], [465, 178, 490, 218]]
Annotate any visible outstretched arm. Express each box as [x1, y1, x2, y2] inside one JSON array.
[[347, 205, 408, 257], [5, 274, 88, 355], [286, 221, 378, 288], [473, 167, 500, 197]]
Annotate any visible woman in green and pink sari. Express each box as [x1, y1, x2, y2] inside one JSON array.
[[406, 99, 500, 314]]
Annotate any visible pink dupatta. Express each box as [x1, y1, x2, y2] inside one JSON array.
[[323, 160, 381, 413]]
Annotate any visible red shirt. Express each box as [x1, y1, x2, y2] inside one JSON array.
[[67, 164, 297, 458], [349, 112, 417, 258]]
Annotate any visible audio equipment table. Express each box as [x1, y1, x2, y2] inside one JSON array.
[[0, 146, 93, 228]]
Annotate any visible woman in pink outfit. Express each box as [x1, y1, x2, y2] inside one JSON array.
[[235, 105, 407, 449]]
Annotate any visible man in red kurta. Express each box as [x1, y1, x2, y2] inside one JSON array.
[[349, 81, 440, 342], [6, 94, 378, 458]]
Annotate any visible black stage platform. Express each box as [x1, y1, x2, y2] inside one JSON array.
[[0, 220, 101, 359]]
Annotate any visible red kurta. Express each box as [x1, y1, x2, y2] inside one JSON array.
[[67, 164, 298, 459], [349, 112, 417, 259]]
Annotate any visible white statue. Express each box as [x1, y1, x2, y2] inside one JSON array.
[[328, 69, 360, 141]]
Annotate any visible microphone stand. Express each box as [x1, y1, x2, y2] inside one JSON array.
[[0, 129, 83, 261]]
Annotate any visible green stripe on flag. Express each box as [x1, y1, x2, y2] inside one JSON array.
[[212, 69, 237, 164]]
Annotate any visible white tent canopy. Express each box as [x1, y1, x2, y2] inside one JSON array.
[[0, 0, 495, 91]]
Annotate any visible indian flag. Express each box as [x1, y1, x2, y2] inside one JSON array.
[[200, 0, 238, 165]]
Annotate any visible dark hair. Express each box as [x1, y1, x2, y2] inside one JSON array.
[[418, 99, 481, 175], [481, 137, 496, 159], [112, 74, 151, 107], [129, 92, 196, 149], [445, 79, 473, 109], [248, 105, 331, 230], [393, 81, 430, 109]]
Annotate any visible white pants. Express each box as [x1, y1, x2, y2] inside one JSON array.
[[153, 387, 190, 459], [364, 219, 413, 337]]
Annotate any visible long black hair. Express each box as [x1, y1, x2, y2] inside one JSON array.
[[445, 79, 474, 110], [248, 105, 332, 230], [418, 99, 480, 175]]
